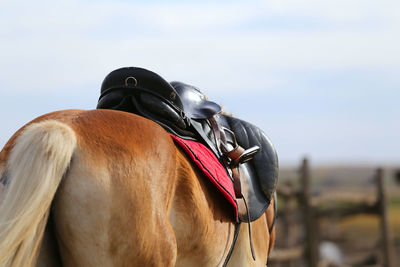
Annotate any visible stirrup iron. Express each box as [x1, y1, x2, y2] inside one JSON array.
[[220, 127, 260, 166]]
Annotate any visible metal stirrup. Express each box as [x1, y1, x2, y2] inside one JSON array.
[[220, 127, 260, 166], [208, 117, 260, 166], [208, 117, 260, 165]]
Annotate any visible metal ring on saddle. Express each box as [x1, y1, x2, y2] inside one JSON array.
[[125, 76, 138, 87]]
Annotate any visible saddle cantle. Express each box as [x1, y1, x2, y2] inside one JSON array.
[[97, 67, 194, 137], [97, 67, 278, 222]]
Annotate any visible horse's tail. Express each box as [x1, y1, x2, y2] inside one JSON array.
[[0, 120, 76, 267]]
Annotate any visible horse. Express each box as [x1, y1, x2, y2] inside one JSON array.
[[0, 109, 276, 267]]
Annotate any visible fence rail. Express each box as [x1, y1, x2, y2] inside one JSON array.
[[269, 158, 396, 267]]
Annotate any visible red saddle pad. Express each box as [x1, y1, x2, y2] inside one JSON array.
[[170, 134, 238, 220]]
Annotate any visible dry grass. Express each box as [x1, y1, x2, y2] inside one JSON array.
[[337, 197, 400, 242]]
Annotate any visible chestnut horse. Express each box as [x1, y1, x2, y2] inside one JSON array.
[[0, 109, 275, 267]]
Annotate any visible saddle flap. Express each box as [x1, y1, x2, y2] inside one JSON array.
[[223, 115, 279, 202], [237, 163, 271, 222], [215, 114, 279, 222]]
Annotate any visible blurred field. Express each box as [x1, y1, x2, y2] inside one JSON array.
[[272, 164, 400, 266], [338, 195, 400, 242]]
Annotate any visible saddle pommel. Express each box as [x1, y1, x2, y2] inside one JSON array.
[[171, 81, 221, 119]]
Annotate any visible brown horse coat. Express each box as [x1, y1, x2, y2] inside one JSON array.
[[0, 109, 275, 267]]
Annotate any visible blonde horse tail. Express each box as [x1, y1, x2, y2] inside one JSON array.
[[0, 120, 76, 267]]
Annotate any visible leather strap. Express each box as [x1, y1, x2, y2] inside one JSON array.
[[233, 167, 257, 261], [243, 196, 256, 261], [208, 116, 258, 263], [226, 146, 245, 166], [209, 116, 227, 152], [222, 223, 241, 267], [231, 167, 242, 199], [189, 119, 221, 157]]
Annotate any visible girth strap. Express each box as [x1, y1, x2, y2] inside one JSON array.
[[232, 167, 257, 261], [222, 223, 241, 267], [221, 197, 257, 266], [243, 196, 256, 261], [210, 117, 258, 263]]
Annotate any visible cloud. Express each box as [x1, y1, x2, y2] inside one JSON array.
[[1, 0, 399, 163]]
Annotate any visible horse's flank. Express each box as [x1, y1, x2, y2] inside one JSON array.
[[0, 109, 275, 267]]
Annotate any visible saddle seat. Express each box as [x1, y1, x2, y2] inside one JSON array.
[[97, 67, 193, 137], [97, 67, 278, 222]]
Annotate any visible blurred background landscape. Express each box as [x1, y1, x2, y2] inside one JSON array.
[[1, 0, 399, 266], [270, 161, 400, 266]]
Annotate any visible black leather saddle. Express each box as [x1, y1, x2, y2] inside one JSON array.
[[215, 114, 278, 221], [97, 67, 193, 137], [97, 67, 278, 222]]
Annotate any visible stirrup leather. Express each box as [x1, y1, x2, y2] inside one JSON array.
[[209, 116, 258, 261], [209, 117, 260, 166]]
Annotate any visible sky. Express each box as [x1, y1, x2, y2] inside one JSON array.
[[0, 0, 399, 166]]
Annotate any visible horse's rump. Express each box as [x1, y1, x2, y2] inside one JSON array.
[[0, 109, 275, 267]]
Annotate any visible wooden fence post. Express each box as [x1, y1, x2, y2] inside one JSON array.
[[282, 181, 295, 267], [376, 168, 395, 267], [300, 158, 318, 267]]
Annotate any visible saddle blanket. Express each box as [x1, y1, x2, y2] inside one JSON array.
[[170, 135, 238, 220]]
